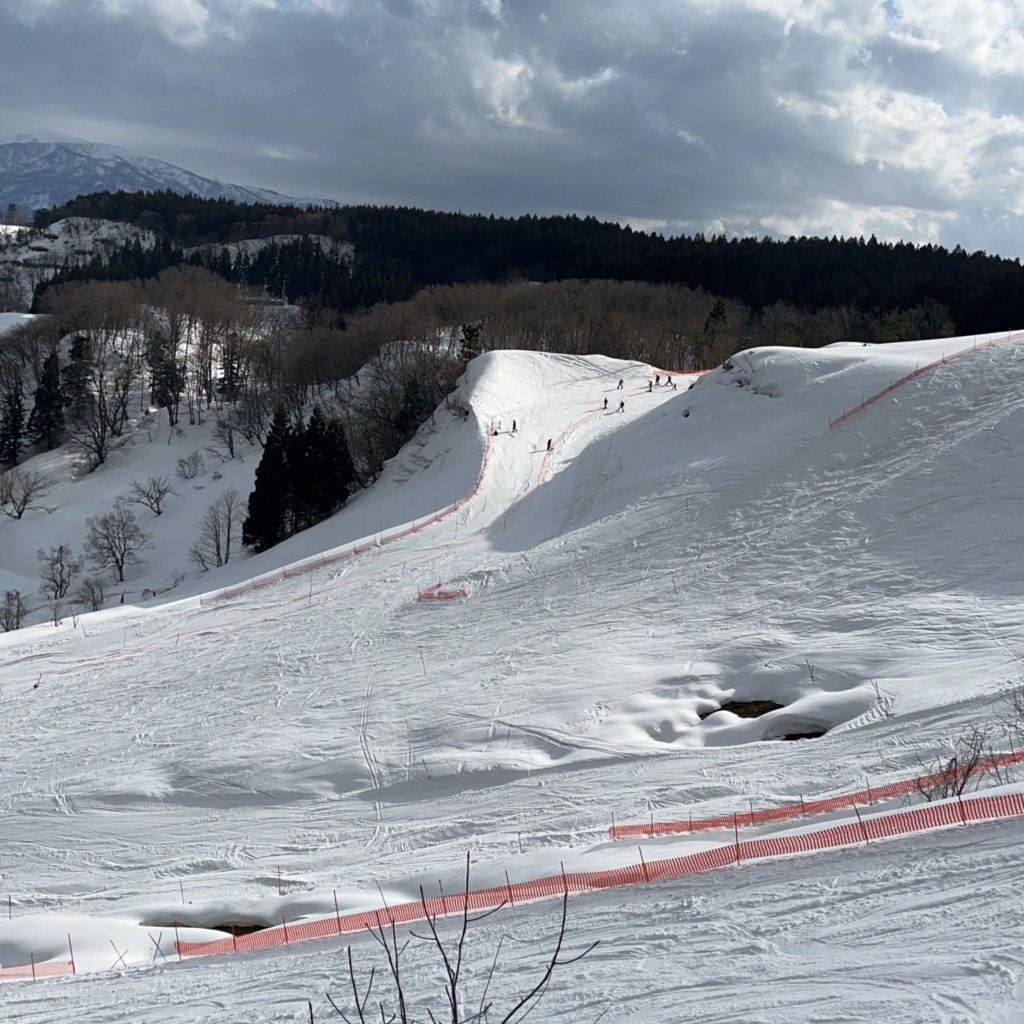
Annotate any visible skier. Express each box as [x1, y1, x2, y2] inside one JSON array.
[[603, 397, 608, 410], [546, 438, 553, 451], [512, 419, 517, 433], [648, 380, 653, 392], [666, 375, 672, 386], [617, 379, 624, 389], [655, 374, 661, 386], [618, 400, 625, 412]]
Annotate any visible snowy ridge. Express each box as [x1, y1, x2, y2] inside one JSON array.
[[3, 339, 1024, 1020], [0, 217, 158, 306], [0, 136, 339, 212]]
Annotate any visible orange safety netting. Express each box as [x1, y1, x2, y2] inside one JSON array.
[[829, 333, 1024, 430], [609, 748, 1024, 838]]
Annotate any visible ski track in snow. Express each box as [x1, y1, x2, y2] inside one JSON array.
[[2, 341, 1024, 1020]]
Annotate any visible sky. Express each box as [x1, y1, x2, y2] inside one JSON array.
[[4, 2, 1024, 256]]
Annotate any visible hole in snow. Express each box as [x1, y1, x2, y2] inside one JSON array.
[[700, 699, 785, 720]]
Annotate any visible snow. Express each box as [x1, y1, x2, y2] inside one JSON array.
[[2, 334, 1024, 1020], [0, 218, 159, 306], [0, 135, 340, 212]]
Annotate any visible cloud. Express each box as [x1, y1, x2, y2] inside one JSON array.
[[2, 1, 1024, 256]]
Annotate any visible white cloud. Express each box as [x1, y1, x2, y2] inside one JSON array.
[[4, 0, 1024, 255]]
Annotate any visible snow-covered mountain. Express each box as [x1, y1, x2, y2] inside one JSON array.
[[0, 134, 337, 213], [2, 335, 1024, 1020]]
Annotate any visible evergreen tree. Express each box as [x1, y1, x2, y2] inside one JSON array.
[[27, 352, 65, 450], [146, 333, 186, 426], [0, 378, 25, 466], [301, 406, 356, 522], [324, 414, 357, 512], [61, 335, 93, 420], [242, 404, 293, 552], [285, 414, 310, 532]]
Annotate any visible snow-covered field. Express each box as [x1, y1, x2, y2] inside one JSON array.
[[2, 337, 1024, 1021]]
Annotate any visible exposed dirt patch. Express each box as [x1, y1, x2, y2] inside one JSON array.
[[699, 699, 785, 720], [778, 728, 828, 741], [142, 915, 268, 935]]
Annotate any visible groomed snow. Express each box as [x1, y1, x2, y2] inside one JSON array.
[[2, 335, 1024, 1021]]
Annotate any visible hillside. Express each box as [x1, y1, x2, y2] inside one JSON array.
[[2, 338, 1024, 1021], [0, 135, 336, 215]]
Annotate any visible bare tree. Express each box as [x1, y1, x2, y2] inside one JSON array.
[[84, 502, 151, 582], [73, 576, 107, 613], [321, 854, 598, 1024], [1002, 682, 1024, 749], [210, 412, 239, 460], [1, 589, 27, 631], [231, 391, 273, 446], [189, 487, 243, 571], [40, 280, 146, 470], [125, 474, 179, 517], [0, 466, 53, 519], [37, 543, 82, 600], [915, 724, 1001, 801], [175, 449, 205, 480]]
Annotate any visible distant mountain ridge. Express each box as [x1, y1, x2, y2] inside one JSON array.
[[0, 135, 337, 214]]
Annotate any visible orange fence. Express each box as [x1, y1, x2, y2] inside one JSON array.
[[0, 959, 75, 981], [609, 748, 1024, 838], [198, 432, 494, 608], [829, 333, 1024, 430], [5, 780, 1023, 981], [170, 788, 1023, 963]]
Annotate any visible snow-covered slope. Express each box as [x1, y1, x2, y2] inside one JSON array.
[[0, 135, 338, 213], [0, 217, 160, 307], [2, 337, 1024, 1021]]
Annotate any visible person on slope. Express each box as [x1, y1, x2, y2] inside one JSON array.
[[546, 438, 553, 451], [618, 400, 625, 412], [617, 379, 624, 389], [512, 419, 517, 433], [603, 397, 608, 410], [655, 374, 661, 386], [648, 380, 653, 392]]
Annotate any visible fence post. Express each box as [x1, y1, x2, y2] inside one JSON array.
[[733, 814, 741, 863], [560, 861, 569, 894], [282, 917, 289, 943], [639, 847, 650, 882], [174, 924, 181, 961], [852, 803, 869, 843], [30, 952, 35, 982], [505, 871, 515, 906], [68, 933, 76, 975], [866, 779, 873, 805], [334, 890, 343, 934], [957, 793, 967, 826]]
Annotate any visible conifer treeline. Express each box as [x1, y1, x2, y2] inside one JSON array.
[[242, 404, 357, 553], [31, 191, 1024, 336]]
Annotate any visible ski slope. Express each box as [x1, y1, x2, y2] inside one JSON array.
[[3, 338, 1024, 1021]]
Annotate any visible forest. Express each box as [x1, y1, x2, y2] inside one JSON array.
[[30, 190, 1024, 338], [0, 189, 1021, 589]]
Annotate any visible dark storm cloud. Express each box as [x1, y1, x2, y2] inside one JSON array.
[[3, 1, 1024, 256]]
